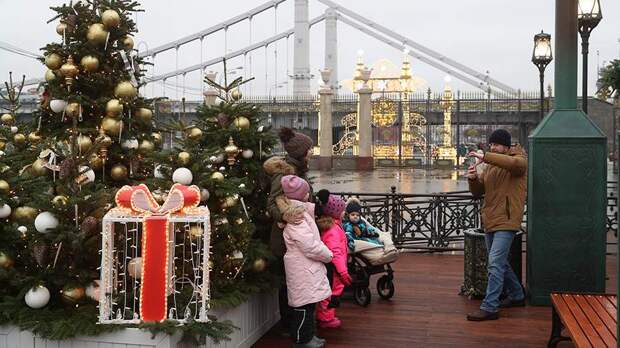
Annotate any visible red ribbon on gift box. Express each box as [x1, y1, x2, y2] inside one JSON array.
[[114, 183, 201, 322]]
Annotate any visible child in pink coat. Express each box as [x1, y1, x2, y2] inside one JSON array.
[[315, 190, 352, 329], [277, 175, 332, 348]]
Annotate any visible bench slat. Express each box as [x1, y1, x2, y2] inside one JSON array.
[[551, 294, 593, 348], [562, 294, 606, 348], [574, 295, 616, 347], [586, 295, 617, 340], [595, 296, 617, 323]]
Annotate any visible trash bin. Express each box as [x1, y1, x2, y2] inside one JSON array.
[[460, 229, 523, 299]]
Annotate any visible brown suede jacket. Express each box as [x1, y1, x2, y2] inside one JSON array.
[[468, 145, 527, 233]]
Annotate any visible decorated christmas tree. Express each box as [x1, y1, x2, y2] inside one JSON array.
[[0, 1, 232, 342], [150, 64, 278, 308]]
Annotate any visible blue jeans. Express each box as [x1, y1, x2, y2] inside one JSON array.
[[480, 231, 524, 313]]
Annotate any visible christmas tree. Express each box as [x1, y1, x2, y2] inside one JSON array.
[[0, 1, 233, 342], [150, 65, 278, 308]]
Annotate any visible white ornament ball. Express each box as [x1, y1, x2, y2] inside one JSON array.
[[49, 99, 67, 113], [128, 257, 142, 278], [17, 226, 27, 233], [0, 151, 5, 156], [10, 126, 18, 134], [241, 149, 254, 159], [34, 212, 59, 233], [25, 285, 50, 309], [172, 167, 193, 185], [0, 204, 11, 218], [154, 164, 165, 179], [213, 154, 225, 164], [239, 183, 246, 189], [121, 138, 139, 150], [86, 280, 101, 301], [200, 188, 210, 202], [232, 250, 244, 259]]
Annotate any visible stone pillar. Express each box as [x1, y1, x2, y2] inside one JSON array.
[[318, 79, 333, 170], [293, 0, 311, 96], [357, 83, 373, 170], [324, 8, 338, 93], [527, 0, 607, 305]]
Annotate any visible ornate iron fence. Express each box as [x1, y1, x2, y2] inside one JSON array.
[[335, 181, 618, 252]]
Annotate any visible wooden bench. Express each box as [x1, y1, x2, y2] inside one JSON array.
[[548, 293, 617, 348]]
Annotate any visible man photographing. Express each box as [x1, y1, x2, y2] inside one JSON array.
[[466, 129, 527, 321]]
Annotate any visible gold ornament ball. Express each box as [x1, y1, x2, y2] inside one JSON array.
[[0, 180, 8, 192], [97, 134, 113, 147], [77, 135, 93, 152], [189, 225, 203, 239], [60, 56, 79, 78], [13, 134, 26, 146], [105, 99, 123, 117], [231, 88, 242, 101], [187, 127, 202, 140], [45, 69, 56, 82], [135, 108, 152, 123], [45, 53, 62, 70], [86, 23, 108, 45], [221, 195, 238, 208], [80, 55, 99, 73], [32, 159, 48, 177], [101, 117, 122, 137], [1, 113, 15, 125], [0, 141, 5, 151], [88, 153, 103, 170], [211, 171, 224, 182], [101, 9, 121, 29], [65, 102, 80, 118], [13, 206, 38, 222], [110, 164, 128, 181], [253, 258, 267, 273], [233, 116, 250, 130], [177, 152, 191, 165], [0, 252, 14, 268], [114, 81, 137, 100], [56, 22, 68, 35], [28, 132, 42, 144], [52, 195, 69, 207], [138, 139, 154, 154], [61, 285, 85, 303], [151, 132, 162, 146], [121, 36, 134, 51]]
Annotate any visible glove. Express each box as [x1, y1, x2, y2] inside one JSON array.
[[339, 272, 352, 286], [327, 295, 341, 308]]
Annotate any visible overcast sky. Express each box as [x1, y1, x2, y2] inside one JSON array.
[[1, 0, 618, 99]]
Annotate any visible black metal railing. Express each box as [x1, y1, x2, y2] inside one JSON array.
[[335, 181, 618, 252]]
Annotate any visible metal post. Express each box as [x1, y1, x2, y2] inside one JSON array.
[[398, 99, 403, 166], [539, 69, 545, 122], [456, 96, 461, 167], [581, 33, 590, 114]]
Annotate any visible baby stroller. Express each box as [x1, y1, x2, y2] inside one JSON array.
[[346, 217, 399, 306]]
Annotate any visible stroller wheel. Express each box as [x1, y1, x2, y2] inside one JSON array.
[[377, 275, 395, 299], [353, 286, 371, 307]]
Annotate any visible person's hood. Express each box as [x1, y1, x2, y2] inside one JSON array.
[[275, 196, 314, 223], [263, 156, 296, 176]]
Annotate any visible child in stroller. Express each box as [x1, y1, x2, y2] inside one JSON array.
[[343, 198, 399, 306]]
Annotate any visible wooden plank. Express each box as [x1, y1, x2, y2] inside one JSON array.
[[608, 296, 617, 308], [574, 295, 616, 347], [562, 294, 606, 348], [595, 296, 617, 323], [551, 294, 593, 348], [586, 295, 617, 340]]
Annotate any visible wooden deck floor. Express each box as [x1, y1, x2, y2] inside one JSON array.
[[255, 253, 617, 348]]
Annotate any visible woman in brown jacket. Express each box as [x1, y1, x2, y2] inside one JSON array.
[[263, 127, 315, 335], [466, 129, 527, 322]]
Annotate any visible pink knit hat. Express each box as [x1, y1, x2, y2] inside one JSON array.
[[281, 175, 310, 201], [322, 194, 346, 218]]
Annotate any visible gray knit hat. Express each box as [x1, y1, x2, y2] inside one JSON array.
[[278, 127, 314, 160]]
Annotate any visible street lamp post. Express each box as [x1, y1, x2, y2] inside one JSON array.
[[532, 31, 553, 122], [577, 0, 602, 114]]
